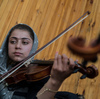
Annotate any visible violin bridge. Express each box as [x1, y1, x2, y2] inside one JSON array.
[[24, 59, 32, 67]]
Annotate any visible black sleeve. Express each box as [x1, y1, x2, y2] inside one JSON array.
[[55, 91, 84, 99], [33, 96, 38, 99]]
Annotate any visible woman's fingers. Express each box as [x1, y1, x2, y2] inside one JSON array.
[[53, 52, 59, 67], [53, 53, 75, 70], [50, 53, 76, 84], [54, 52, 62, 69], [68, 58, 75, 70]]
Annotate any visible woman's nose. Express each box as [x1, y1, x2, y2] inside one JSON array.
[[15, 42, 21, 49]]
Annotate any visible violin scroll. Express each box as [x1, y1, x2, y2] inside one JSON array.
[[73, 62, 98, 79]]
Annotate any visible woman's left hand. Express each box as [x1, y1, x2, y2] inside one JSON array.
[[50, 52, 75, 84], [37, 53, 75, 99]]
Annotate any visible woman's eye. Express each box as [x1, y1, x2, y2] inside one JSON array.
[[22, 41, 29, 45], [10, 41, 16, 44]]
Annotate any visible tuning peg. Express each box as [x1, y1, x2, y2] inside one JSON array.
[[80, 74, 87, 79]]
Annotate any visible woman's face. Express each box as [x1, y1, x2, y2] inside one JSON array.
[[8, 29, 33, 62]]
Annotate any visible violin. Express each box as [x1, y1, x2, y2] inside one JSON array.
[[1, 11, 97, 86], [0, 59, 98, 85]]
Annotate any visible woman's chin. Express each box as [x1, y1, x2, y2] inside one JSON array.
[[13, 57, 24, 62]]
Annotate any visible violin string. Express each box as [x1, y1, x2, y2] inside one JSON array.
[[0, 11, 90, 83]]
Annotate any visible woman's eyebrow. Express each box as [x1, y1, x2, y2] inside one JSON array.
[[9, 37, 17, 39], [10, 37, 31, 41]]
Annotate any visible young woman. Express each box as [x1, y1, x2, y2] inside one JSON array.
[[0, 24, 83, 99]]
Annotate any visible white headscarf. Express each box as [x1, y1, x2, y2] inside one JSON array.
[[0, 23, 38, 74]]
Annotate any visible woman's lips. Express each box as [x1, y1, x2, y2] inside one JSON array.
[[14, 52, 22, 56]]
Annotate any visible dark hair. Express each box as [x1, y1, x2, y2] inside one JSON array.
[[8, 24, 34, 41]]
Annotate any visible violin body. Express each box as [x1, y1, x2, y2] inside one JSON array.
[[5, 60, 52, 85]]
